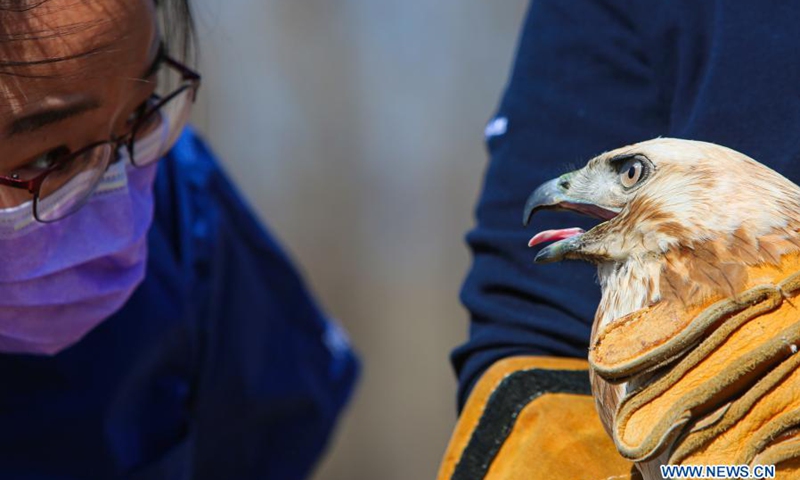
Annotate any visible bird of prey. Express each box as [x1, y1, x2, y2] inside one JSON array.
[[523, 138, 800, 478]]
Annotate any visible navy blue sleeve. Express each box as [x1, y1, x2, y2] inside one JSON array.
[[452, 0, 668, 409], [164, 129, 359, 480]]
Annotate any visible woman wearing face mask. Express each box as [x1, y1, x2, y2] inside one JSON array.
[[0, 1, 359, 479]]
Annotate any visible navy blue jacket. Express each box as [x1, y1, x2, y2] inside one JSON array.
[[0, 128, 359, 479], [454, 0, 800, 409]]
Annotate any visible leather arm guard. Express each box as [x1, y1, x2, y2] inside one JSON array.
[[589, 257, 800, 478], [437, 356, 638, 480]]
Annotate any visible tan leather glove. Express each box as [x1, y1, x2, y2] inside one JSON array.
[[437, 356, 638, 480], [589, 252, 800, 478]]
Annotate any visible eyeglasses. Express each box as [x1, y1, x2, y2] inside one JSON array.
[[0, 47, 201, 223]]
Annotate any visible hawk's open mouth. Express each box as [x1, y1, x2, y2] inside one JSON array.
[[522, 179, 621, 263]]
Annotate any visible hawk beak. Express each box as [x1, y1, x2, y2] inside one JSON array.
[[523, 177, 571, 226], [522, 176, 618, 226], [523, 174, 620, 263], [534, 235, 583, 264]]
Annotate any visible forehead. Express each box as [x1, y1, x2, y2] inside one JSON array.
[[0, 0, 156, 111]]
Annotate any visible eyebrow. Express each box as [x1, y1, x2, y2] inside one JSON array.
[[7, 98, 102, 136], [5, 42, 163, 138]]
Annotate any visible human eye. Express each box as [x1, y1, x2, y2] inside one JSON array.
[[9, 146, 70, 180]]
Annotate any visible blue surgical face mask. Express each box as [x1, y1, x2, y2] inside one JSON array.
[[0, 116, 170, 355]]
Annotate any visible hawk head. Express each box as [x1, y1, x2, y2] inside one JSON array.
[[524, 138, 800, 325]]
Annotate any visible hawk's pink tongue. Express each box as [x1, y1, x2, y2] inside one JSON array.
[[528, 228, 585, 247]]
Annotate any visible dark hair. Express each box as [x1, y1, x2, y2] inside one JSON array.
[[0, 0, 195, 76]]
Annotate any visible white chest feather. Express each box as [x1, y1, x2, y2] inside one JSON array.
[[595, 258, 662, 333]]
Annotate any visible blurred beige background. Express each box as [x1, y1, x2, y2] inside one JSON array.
[[189, 1, 528, 479]]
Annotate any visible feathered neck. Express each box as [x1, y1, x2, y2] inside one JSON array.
[[593, 226, 800, 335]]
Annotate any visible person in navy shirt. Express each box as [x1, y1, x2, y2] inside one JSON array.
[[0, 1, 357, 478], [454, 0, 800, 409]]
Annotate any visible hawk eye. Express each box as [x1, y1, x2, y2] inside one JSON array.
[[619, 158, 645, 188]]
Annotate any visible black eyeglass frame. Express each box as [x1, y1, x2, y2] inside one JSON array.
[[0, 47, 202, 222]]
